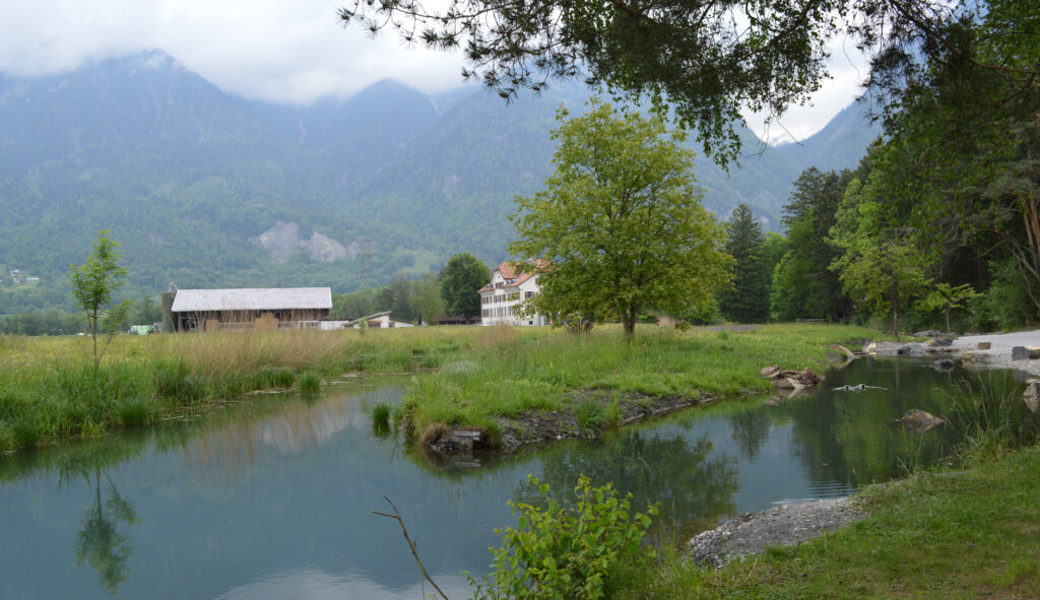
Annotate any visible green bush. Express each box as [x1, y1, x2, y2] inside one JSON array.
[[254, 367, 296, 389], [470, 476, 656, 600], [298, 370, 321, 395], [575, 400, 604, 439], [117, 397, 152, 426], [372, 402, 392, 435], [11, 416, 45, 449]]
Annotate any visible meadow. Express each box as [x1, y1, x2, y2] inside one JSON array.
[[0, 323, 884, 452]]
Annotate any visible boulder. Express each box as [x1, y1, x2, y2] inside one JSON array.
[[831, 344, 856, 359], [932, 358, 955, 371], [763, 367, 823, 390], [1012, 346, 1040, 361], [927, 337, 953, 347], [901, 409, 944, 432], [865, 341, 928, 356], [1024, 382, 1040, 414], [961, 352, 985, 365], [913, 330, 944, 338]]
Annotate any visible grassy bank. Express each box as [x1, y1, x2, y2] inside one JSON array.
[[399, 323, 883, 443], [0, 326, 511, 452], [1, 323, 880, 452], [611, 442, 1040, 599]]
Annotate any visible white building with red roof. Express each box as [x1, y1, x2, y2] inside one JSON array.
[[478, 261, 547, 326]]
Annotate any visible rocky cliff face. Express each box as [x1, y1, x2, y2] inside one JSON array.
[[254, 221, 352, 263]]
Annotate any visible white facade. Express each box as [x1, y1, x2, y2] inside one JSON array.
[[479, 261, 547, 326]]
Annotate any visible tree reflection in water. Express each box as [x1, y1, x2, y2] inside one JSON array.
[[74, 468, 138, 595], [522, 430, 739, 543]]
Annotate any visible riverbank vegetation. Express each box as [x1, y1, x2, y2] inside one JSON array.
[[399, 323, 880, 445], [0, 326, 505, 452], [0, 323, 880, 452], [467, 374, 1040, 600], [613, 429, 1040, 599]]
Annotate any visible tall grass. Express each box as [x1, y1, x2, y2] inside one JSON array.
[[399, 323, 885, 442], [945, 377, 1040, 463], [0, 326, 522, 451], [0, 323, 882, 452]]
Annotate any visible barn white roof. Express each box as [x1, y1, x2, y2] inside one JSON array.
[[170, 288, 332, 313]]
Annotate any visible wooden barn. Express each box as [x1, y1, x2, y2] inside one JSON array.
[[170, 287, 332, 332]]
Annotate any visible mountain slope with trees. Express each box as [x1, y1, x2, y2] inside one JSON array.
[[0, 50, 878, 316]]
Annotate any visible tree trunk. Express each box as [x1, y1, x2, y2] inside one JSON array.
[[622, 305, 637, 340], [92, 309, 99, 368]]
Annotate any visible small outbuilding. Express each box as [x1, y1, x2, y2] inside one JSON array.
[[321, 311, 414, 330], [170, 287, 332, 332]]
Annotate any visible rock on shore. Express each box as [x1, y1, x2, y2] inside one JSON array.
[[687, 497, 863, 568]]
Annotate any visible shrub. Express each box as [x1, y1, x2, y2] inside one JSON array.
[[372, 402, 392, 435], [117, 397, 152, 426], [575, 400, 605, 439], [11, 416, 45, 449], [470, 476, 656, 600], [254, 367, 296, 390], [298, 370, 321, 395]]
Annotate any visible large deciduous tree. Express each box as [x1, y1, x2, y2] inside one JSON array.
[[440, 253, 489, 319], [829, 176, 932, 338], [69, 231, 132, 368], [509, 100, 731, 339], [720, 204, 769, 323]]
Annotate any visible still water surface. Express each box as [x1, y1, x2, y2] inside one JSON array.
[[0, 357, 1019, 599]]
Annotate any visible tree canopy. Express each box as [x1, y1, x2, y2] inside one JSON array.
[[69, 231, 132, 367], [338, 0, 1001, 164], [440, 253, 489, 319], [509, 100, 731, 338], [720, 204, 769, 323]]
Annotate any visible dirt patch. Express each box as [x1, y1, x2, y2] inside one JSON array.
[[687, 497, 864, 568]]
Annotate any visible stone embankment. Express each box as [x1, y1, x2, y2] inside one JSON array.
[[863, 329, 1040, 377]]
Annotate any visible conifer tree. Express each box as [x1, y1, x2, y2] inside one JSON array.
[[720, 204, 769, 323]]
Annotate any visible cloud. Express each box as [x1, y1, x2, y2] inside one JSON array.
[[1, 0, 866, 123], [0, 0, 467, 104], [743, 37, 871, 144]]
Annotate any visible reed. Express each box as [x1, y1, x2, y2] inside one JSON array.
[[0, 323, 881, 452]]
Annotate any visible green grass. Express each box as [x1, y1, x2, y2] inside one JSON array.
[[0, 323, 884, 452], [400, 323, 885, 441], [614, 445, 1040, 600], [0, 326, 502, 451]]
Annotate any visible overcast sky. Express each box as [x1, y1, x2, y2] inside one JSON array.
[[0, 0, 869, 144]]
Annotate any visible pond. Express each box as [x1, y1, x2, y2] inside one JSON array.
[[0, 357, 1022, 599]]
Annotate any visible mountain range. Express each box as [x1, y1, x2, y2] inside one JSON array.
[[0, 50, 880, 314]]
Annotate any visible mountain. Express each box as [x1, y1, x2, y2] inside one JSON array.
[[0, 50, 880, 315]]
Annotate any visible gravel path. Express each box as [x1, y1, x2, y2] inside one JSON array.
[[951, 329, 1040, 376], [686, 497, 863, 568]]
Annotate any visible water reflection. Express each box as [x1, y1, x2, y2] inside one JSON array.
[[74, 468, 137, 594], [0, 360, 1026, 600], [529, 431, 739, 541], [182, 386, 403, 484]]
